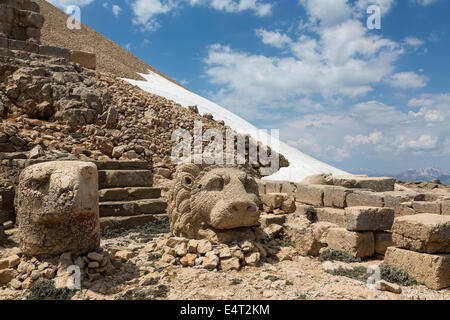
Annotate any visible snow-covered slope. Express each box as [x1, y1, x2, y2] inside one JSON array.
[[125, 71, 348, 182]]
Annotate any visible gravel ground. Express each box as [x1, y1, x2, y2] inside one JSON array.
[[2, 227, 449, 301]]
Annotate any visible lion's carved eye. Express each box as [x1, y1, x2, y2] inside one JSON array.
[[204, 176, 224, 191], [181, 174, 194, 189]]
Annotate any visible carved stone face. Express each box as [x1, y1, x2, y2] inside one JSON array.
[[168, 163, 261, 241], [190, 168, 260, 230]]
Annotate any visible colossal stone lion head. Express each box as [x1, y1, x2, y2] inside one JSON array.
[[168, 157, 261, 242]]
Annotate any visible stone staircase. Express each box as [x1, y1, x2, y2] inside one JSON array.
[[97, 161, 167, 220]]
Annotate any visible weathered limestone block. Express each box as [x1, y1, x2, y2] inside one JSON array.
[[259, 214, 285, 227], [327, 175, 395, 192], [280, 181, 296, 195], [412, 201, 441, 214], [326, 228, 374, 258], [314, 207, 346, 227], [265, 181, 281, 193], [392, 214, 450, 253], [382, 191, 418, 216], [345, 206, 394, 231], [374, 231, 394, 255], [294, 222, 337, 256], [167, 157, 261, 243], [261, 193, 284, 210], [16, 161, 100, 257], [384, 247, 450, 290], [346, 190, 384, 208], [323, 185, 351, 208], [295, 184, 324, 206], [256, 180, 266, 195], [69, 50, 96, 69], [39, 45, 70, 60], [443, 201, 450, 216]]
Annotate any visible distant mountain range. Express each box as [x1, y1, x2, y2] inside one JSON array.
[[348, 167, 450, 185]]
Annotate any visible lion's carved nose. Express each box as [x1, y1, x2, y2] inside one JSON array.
[[231, 201, 258, 215]]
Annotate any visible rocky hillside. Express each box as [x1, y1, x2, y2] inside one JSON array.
[[0, 49, 288, 191], [34, 0, 182, 84]]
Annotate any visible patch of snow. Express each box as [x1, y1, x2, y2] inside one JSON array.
[[124, 71, 348, 182]]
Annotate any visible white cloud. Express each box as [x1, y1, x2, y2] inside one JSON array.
[[385, 71, 428, 89], [131, 0, 173, 31], [129, 0, 272, 32], [409, 0, 438, 6], [112, 5, 122, 17], [405, 135, 438, 150], [46, 0, 94, 9], [280, 96, 448, 163], [204, 10, 402, 118], [403, 36, 424, 47], [255, 29, 292, 48]]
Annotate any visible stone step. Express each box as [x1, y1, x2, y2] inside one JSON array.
[[99, 187, 161, 202], [98, 170, 153, 188], [99, 199, 167, 217], [100, 213, 169, 232], [26, 159, 149, 171]]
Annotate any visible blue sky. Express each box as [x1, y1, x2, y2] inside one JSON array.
[[48, 0, 450, 174]]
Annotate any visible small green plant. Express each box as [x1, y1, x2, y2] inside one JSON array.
[[274, 237, 296, 248], [148, 253, 162, 262], [326, 266, 370, 282], [26, 280, 77, 300], [229, 278, 243, 285], [149, 262, 167, 273], [379, 264, 418, 286], [285, 280, 294, 286], [264, 275, 281, 282], [68, 132, 83, 141], [148, 285, 169, 298], [319, 250, 361, 263]]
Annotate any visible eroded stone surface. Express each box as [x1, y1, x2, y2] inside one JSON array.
[[392, 214, 450, 253], [167, 158, 261, 243], [385, 247, 450, 290], [16, 161, 100, 257]]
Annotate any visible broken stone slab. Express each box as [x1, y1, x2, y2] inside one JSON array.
[[412, 201, 441, 214], [326, 227, 374, 258], [392, 214, 450, 253], [374, 231, 394, 255], [16, 161, 100, 257], [69, 50, 96, 69], [384, 247, 450, 290], [314, 207, 346, 228], [376, 280, 402, 294], [322, 185, 351, 208], [261, 193, 284, 210], [295, 184, 324, 206], [346, 190, 384, 208], [345, 207, 394, 232], [259, 214, 286, 227], [327, 175, 395, 192]]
